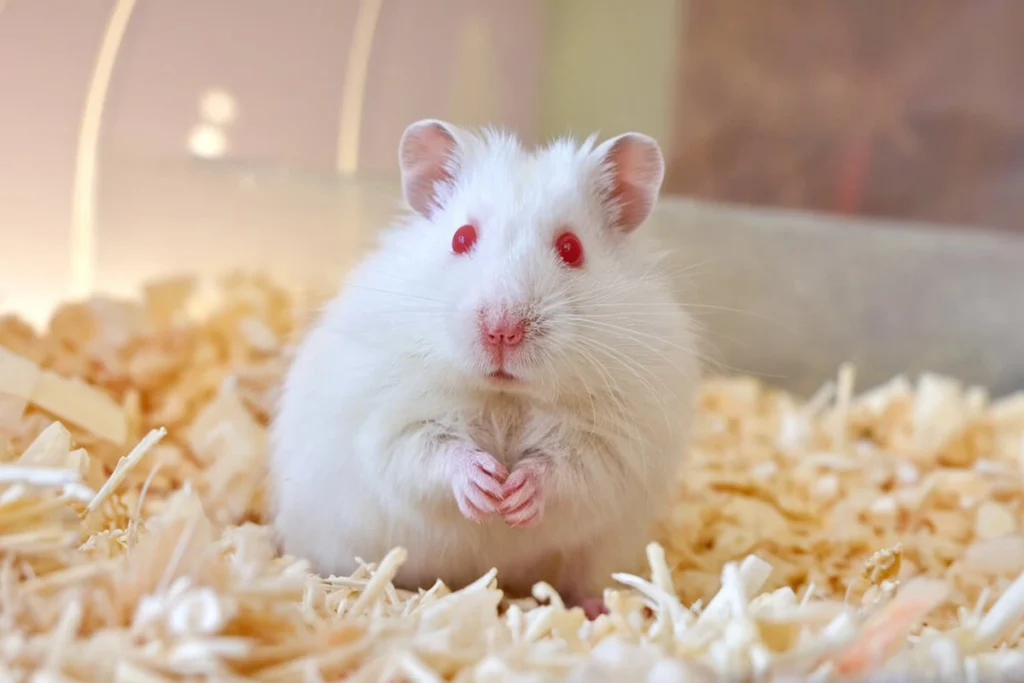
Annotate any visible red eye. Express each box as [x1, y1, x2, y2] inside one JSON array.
[[555, 232, 584, 268], [452, 224, 477, 255]]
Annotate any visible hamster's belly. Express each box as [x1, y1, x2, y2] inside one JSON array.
[[284, 454, 569, 592], [386, 517, 562, 595]]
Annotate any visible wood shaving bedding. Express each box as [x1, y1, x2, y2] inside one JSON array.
[[1, 273, 1023, 681]]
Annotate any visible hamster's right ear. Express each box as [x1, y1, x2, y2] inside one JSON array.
[[398, 119, 462, 218]]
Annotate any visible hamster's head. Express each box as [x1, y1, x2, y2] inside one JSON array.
[[384, 119, 692, 400]]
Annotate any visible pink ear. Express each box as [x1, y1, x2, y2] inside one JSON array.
[[398, 119, 461, 217], [595, 133, 665, 233]]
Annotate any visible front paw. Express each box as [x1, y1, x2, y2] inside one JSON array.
[[499, 461, 546, 528], [451, 446, 508, 523]]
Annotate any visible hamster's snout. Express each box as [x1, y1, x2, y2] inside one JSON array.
[[477, 304, 529, 370], [481, 317, 525, 349]]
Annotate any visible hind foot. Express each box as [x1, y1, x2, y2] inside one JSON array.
[[563, 592, 608, 620]]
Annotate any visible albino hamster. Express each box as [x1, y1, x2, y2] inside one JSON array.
[[269, 119, 700, 617]]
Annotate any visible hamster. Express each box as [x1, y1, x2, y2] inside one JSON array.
[[268, 119, 700, 618]]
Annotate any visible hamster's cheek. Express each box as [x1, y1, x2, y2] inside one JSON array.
[[532, 321, 586, 380], [439, 313, 487, 372]]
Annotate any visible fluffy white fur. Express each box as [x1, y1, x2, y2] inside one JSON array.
[[268, 121, 700, 601]]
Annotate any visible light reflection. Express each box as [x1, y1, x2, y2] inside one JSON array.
[[336, 0, 384, 176], [71, 0, 138, 300], [199, 88, 238, 126], [187, 123, 228, 159]]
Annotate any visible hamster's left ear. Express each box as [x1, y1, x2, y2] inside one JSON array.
[[398, 119, 462, 218], [593, 133, 665, 234]]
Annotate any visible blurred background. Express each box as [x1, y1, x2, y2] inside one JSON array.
[[1, 0, 1023, 394]]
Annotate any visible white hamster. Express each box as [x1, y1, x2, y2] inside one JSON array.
[[268, 119, 700, 618]]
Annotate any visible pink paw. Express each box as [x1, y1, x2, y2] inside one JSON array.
[[577, 596, 608, 621], [451, 447, 507, 523], [499, 462, 546, 528], [561, 590, 607, 620]]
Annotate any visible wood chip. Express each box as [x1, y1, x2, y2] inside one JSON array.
[[86, 428, 167, 514], [975, 501, 1018, 540], [1, 345, 127, 445]]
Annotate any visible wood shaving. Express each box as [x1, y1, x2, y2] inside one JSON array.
[[1, 273, 1022, 680], [0, 347, 126, 445]]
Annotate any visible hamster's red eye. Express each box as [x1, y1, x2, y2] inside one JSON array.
[[452, 224, 477, 255], [555, 232, 584, 268]]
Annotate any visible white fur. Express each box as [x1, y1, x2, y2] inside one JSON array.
[[268, 123, 700, 598]]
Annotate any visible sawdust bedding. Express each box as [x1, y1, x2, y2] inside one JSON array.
[[1, 272, 1023, 682]]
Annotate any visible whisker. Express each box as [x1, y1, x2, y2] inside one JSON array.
[[574, 336, 676, 419], [570, 342, 643, 446], [574, 337, 674, 480], [344, 284, 448, 306], [567, 317, 700, 370]]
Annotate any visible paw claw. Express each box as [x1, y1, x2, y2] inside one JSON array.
[[499, 487, 530, 513], [504, 508, 539, 528], [469, 469, 503, 499], [475, 457, 508, 480], [503, 474, 528, 494]]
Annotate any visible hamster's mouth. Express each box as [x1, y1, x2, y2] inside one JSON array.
[[488, 370, 517, 383]]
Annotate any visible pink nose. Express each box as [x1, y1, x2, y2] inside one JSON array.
[[481, 317, 526, 349]]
